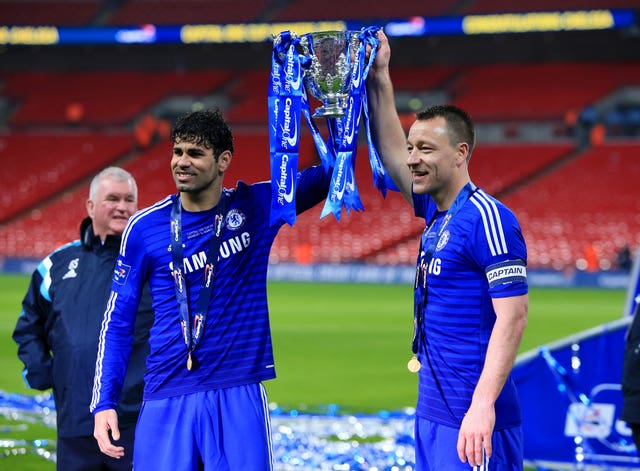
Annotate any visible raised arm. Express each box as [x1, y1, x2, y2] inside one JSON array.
[[367, 31, 413, 204]]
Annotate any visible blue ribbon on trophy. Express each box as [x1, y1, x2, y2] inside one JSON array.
[[270, 26, 393, 225], [269, 31, 306, 226]]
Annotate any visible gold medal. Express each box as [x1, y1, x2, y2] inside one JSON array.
[[407, 355, 421, 373], [187, 352, 193, 371]]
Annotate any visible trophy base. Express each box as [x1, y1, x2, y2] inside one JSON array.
[[312, 106, 346, 119]]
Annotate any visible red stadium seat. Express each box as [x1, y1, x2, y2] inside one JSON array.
[[1, 57, 639, 270], [503, 142, 640, 269], [0, 132, 135, 223], [4, 71, 233, 126], [272, 0, 457, 22], [450, 63, 640, 122], [107, 0, 270, 25], [0, 0, 100, 26]]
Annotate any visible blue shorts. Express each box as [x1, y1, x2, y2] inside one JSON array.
[[415, 416, 523, 471], [133, 383, 273, 471]]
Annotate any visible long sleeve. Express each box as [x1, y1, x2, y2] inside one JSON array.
[[12, 259, 54, 390], [91, 218, 147, 414], [295, 164, 332, 214]]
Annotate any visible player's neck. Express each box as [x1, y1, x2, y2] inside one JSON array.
[[434, 178, 471, 211], [180, 185, 222, 212]]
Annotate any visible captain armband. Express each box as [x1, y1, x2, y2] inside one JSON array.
[[486, 260, 527, 288]]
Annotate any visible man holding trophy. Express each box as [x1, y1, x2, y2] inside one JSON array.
[[274, 27, 527, 470], [366, 31, 528, 470], [91, 28, 387, 470]]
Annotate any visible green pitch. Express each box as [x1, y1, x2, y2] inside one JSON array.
[[266, 281, 627, 412], [0, 273, 627, 470]]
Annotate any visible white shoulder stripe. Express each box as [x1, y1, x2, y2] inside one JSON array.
[[470, 197, 498, 256], [470, 191, 508, 257], [475, 190, 508, 254], [121, 196, 173, 257]]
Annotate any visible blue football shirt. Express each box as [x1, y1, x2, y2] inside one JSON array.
[[91, 166, 329, 412], [413, 185, 528, 430]]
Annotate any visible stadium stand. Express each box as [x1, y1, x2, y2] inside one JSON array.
[[107, 0, 272, 25], [503, 142, 640, 270], [0, 131, 135, 223], [2, 70, 233, 126], [0, 130, 316, 259], [0, 188, 87, 258], [388, 65, 460, 94], [272, 0, 457, 21], [223, 69, 271, 125], [449, 62, 640, 122], [0, 0, 639, 272], [8, 0, 635, 28], [2, 59, 639, 268], [122, 130, 283, 206], [270, 142, 583, 266], [0, 0, 101, 26], [469, 143, 576, 195]]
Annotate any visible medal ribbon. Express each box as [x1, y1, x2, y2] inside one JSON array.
[[170, 192, 228, 359], [411, 183, 477, 357]]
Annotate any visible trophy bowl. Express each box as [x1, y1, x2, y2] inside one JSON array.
[[298, 30, 360, 118]]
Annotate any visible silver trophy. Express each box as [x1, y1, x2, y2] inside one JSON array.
[[298, 30, 360, 118]]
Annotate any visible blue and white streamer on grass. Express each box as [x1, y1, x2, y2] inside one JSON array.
[[0, 391, 56, 462], [0, 391, 416, 469]]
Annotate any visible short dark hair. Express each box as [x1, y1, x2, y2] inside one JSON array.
[[171, 108, 234, 158], [416, 105, 476, 159]]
